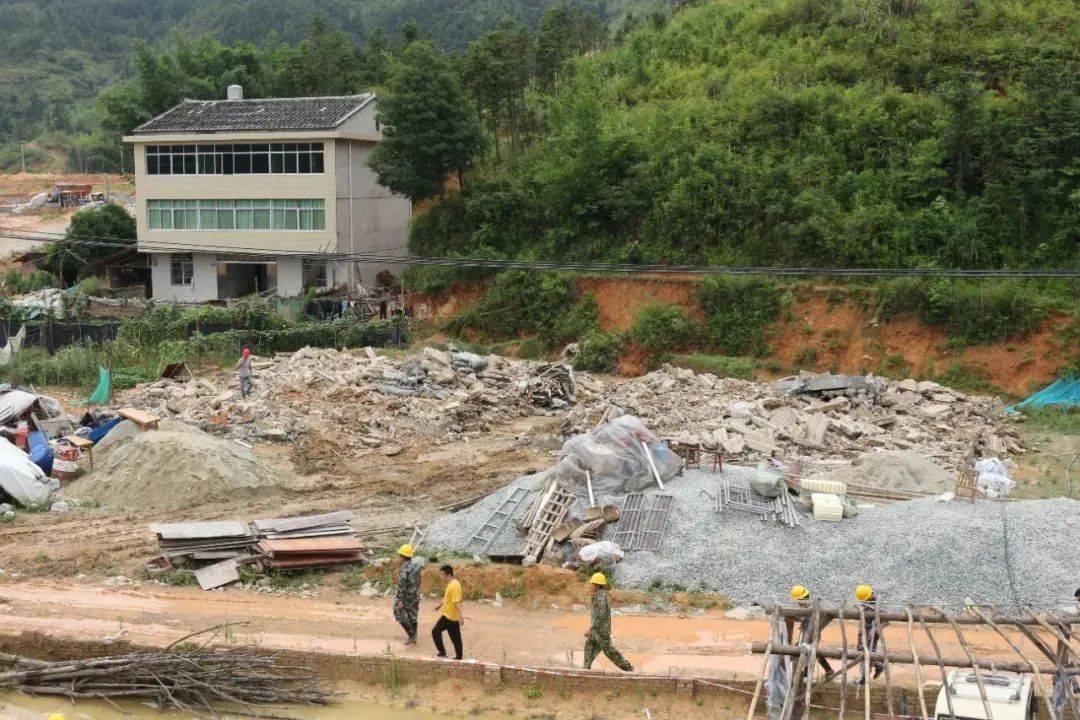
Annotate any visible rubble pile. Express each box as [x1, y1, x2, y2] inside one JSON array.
[[566, 365, 1022, 473], [124, 346, 597, 450]]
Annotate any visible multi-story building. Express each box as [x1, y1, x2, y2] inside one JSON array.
[[124, 86, 410, 301]]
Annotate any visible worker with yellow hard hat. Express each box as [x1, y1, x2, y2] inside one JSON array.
[[855, 584, 884, 683], [392, 543, 421, 646], [583, 572, 633, 672]]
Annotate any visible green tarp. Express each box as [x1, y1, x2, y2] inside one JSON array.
[[85, 365, 110, 405]]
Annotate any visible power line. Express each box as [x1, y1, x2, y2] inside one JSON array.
[[1, 226, 1078, 278]]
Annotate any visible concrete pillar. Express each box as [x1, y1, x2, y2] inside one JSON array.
[[276, 256, 303, 298]]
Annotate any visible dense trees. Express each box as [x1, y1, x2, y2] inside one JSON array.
[[45, 203, 136, 283], [411, 0, 1080, 271]]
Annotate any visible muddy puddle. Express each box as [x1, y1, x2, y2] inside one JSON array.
[[0, 692, 513, 720]]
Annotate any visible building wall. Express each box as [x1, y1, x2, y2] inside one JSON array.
[[130, 137, 338, 255], [333, 139, 411, 288], [148, 252, 218, 302]]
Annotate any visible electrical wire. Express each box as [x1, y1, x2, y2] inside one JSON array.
[[2, 226, 1079, 278]]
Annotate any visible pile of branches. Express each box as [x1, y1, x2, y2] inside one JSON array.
[[0, 636, 333, 717]]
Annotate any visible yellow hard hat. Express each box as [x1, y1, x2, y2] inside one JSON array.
[[855, 584, 874, 602], [48, 714, 67, 720], [397, 543, 414, 558], [790, 585, 810, 600], [589, 572, 608, 586]]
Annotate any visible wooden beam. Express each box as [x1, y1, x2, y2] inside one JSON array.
[[937, 606, 995, 720], [903, 606, 929, 720], [772, 607, 1080, 627], [749, 643, 1078, 675]]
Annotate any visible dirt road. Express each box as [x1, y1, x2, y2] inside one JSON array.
[[0, 578, 1037, 682]]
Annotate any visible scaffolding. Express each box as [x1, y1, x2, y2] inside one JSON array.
[[748, 600, 1080, 720]]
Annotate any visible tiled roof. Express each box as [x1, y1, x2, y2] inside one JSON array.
[[132, 93, 374, 134]]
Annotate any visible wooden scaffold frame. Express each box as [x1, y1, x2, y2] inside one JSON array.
[[748, 600, 1080, 720]]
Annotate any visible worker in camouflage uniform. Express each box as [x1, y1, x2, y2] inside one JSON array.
[[583, 572, 634, 672], [393, 544, 421, 645]]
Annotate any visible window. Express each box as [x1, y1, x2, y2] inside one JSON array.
[[303, 260, 328, 289], [170, 253, 193, 286], [145, 200, 325, 231], [145, 143, 325, 175]]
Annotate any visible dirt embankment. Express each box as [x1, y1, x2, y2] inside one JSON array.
[[412, 277, 1075, 396]]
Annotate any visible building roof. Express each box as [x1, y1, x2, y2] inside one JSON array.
[[132, 93, 375, 135]]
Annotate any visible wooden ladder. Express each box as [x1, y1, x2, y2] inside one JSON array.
[[521, 484, 574, 563]]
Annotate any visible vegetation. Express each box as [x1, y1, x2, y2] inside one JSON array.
[[447, 271, 598, 348], [412, 0, 1080, 271], [697, 277, 784, 356], [628, 302, 696, 355], [573, 331, 624, 374], [370, 42, 486, 200], [669, 353, 756, 380], [43, 203, 136, 285]]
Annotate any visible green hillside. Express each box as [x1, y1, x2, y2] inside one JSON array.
[[412, 0, 1079, 270], [0, 0, 666, 153]]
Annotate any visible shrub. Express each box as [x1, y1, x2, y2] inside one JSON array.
[[74, 277, 107, 297], [696, 276, 783, 356], [878, 279, 1048, 345], [573, 331, 623, 373], [628, 302, 697, 355]]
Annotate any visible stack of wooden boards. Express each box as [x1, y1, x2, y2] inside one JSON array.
[[147, 510, 362, 587], [253, 511, 362, 570]]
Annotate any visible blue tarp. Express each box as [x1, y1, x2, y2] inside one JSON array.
[[27, 430, 53, 475], [87, 417, 122, 444], [1007, 378, 1080, 412]]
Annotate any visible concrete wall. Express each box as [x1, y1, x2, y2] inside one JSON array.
[[148, 252, 218, 302], [333, 139, 411, 288], [277, 256, 303, 297]]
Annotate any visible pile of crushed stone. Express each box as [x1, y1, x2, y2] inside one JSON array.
[[65, 420, 291, 511]]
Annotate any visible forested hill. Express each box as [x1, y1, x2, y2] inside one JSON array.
[[0, 0, 660, 156], [413, 0, 1079, 271]]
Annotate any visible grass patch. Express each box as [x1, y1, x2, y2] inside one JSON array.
[[1019, 407, 1080, 434], [262, 569, 324, 591], [628, 302, 697, 355], [668, 353, 755, 379], [158, 569, 199, 587], [339, 566, 368, 593], [696, 276, 783, 356], [933, 362, 1006, 397], [573, 331, 623, 373]]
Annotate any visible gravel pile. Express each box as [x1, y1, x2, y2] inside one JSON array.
[[424, 467, 1080, 606]]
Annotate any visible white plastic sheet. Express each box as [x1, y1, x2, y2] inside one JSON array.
[[0, 436, 57, 507], [559, 415, 684, 495], [579, 540, 624, 566], [975, 457, 1015, 498]]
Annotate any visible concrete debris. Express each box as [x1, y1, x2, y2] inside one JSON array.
[[123, 346, 591, 451], [566, 365, 1021, 473]]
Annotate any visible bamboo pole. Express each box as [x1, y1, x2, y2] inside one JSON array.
[[803, 599, 822, 720], [772, 607, 1080, 627], [937, 606, 994, 720], [873, 598, 895, 720], [838, 600, 849, 720], [746, 608, 781, 720], [903, 606, 929, 720], [916, 607, 956, 720], [856, 603, 872, 720]]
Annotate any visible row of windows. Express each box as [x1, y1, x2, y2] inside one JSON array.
[[147, 199, 326, 231], [145, 143, 325, 175]]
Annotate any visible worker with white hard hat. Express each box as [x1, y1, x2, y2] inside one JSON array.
[[583, 572, 633, 672]]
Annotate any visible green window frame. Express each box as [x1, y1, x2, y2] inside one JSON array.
[[145, 199, 324, 231]]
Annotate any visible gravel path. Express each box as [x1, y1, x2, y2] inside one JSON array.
[[424, 467, 1080, 606]]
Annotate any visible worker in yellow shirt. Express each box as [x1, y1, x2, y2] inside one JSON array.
[[432, 564, 463, 660]]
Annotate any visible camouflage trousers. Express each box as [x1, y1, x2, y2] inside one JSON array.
[[393, 597, 419, 640], [584, 634, 633, 672]]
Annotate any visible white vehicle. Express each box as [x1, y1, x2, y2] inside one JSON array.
[[934, 669, 1036, 720]]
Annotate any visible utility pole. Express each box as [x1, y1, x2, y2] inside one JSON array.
[[19, 141, 26, 173]]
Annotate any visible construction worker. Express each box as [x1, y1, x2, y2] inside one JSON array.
[[432, 565, 463, 660], [786, 585, 834, 675], [393, 544, 421, 646], [235, 347, 253, 397], [583, 572, 634, 672], [855, 584, 885, 682]]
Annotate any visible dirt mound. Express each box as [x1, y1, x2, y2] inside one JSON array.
[[815, 450, 955, 494], [66, 421, 292, 511]]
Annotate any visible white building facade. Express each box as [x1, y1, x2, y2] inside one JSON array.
[[124, 88, 410, 301]]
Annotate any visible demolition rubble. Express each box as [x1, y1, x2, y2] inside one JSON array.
[[122, 349, 1023, 472]]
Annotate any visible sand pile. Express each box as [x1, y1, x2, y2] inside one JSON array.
[[67, 421, 290, 511], [813, 450, 955, 494]]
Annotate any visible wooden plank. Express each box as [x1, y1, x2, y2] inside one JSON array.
[[62, 435, 93, 449], [150, 521, 251, 540], [116, 407, 159, 429], [262, 555, 361, 569], [258, 537, 361, 555], [253, 510, 355, 533]]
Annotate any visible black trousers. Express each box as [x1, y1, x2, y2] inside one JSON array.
[[432, 616, 462, 659]]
